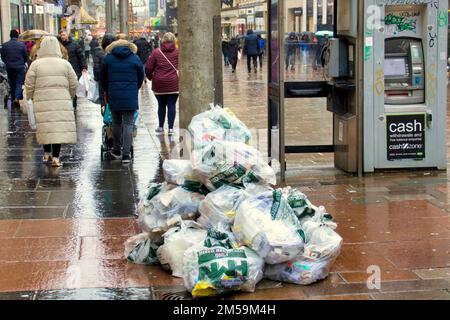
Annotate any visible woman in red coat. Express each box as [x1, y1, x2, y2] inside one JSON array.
[[145, 32, 179, 136]]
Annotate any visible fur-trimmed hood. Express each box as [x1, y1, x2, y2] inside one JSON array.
[[37, 36, 63, 59], [105, 39, 138, 55]]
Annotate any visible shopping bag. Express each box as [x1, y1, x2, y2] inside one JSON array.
[[27, 100, 36, 130], [76, 72, 90, 98], [238, 50, 242, 61], [88, 80, 100, 104], [103, 104, 113, 124]]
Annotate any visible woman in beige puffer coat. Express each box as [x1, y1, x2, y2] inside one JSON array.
[[25, 36, 78, 167]]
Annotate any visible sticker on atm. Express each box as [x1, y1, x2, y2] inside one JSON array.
[[386, 114, 426, 161]]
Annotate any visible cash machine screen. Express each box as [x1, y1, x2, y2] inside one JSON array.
[[385, 58, 408, 77], [384, 37, 425, 105]]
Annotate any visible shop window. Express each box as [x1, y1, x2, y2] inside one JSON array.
[[10, 4, 20, 32]]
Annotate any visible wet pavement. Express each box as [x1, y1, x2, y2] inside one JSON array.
[[0, 59, 449, 300]]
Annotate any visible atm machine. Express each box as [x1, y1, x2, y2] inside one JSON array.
[[268, 0, 447, 183], [363, 1, 448, 171]]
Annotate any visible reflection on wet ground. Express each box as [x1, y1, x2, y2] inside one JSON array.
[[0, 60, 449, 300]]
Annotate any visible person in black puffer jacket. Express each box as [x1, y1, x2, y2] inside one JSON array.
[[227, 37, 240, 73], [93, 34, 115, 108], [59, 30, 87, 110], [133, 36, 152, 65], [1, 30, 28, 106]]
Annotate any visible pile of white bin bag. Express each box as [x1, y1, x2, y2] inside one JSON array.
[[125, 105, 343, 298]]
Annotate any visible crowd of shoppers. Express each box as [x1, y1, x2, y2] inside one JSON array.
[[0, 28, 177, 167]]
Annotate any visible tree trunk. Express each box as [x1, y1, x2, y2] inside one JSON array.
[[178, 0, 223, 129]]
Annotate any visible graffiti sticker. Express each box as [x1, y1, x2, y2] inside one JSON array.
[[385, 13, 418, 33]]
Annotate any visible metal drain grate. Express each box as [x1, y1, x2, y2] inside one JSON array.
[[158, 292, 189, 300]]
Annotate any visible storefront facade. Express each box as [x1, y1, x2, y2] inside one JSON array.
[[221, 0, 267, 38], [285, 0, 334, 33]]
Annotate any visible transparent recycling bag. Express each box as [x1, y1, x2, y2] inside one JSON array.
[[264, 206, 343, 285], [138, 183, 205, 237], [124, 233, 159, 265], [197, 185, 246, 229], [188, 104, 252, 149], [157, 221, 207, 278], [191, 140, 276, 191], [163, 159, 199, 186], [233, 189, 305, 264], [182, 229, 264, 298]]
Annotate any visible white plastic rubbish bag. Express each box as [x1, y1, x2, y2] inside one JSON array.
[[163, 159, 199, 186], [182, 229, 264, 298], [124, 233, 159, 265], [264, 207, 342, 285], [191, 140, 276, 191], [233, 189, 305, 264], [76, 72, 90, 97], [197, 185, 246, 229], [284, 186, 315, 220], [138, 183, 205, 236], [188, 104, 252, 148], [26, 100, 36, 130], [157, 221, 207, 278]]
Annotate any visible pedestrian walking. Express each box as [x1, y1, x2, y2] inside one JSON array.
[[227, 36, 240, 73], [90, 35, 99, 62], [0, 30, 28, 107], [84, 35, 92, 63], [145, 32, 179, 136], [134, 36, 152, 84], [222, 36, 230, 67], [93, 34, 115, 108], [24, 36, 78, 167], [243, 29, 260, 73], [100, 39, 144, 164], [285, 32, 298, 71], [300, 33, 310, 68], [134, 36, 152, 65], [59, 30, 88, 110], [257, 35, 265, 70]]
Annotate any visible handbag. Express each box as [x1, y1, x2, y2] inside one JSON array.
[[158, 49, 179, 77]]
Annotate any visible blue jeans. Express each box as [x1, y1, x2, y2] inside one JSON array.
[[7, 67, 25, 100], [111, 110, 135, 157], [156, 94, 178, 129]]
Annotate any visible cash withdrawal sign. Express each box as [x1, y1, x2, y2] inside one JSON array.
[[386, 114, 426, 160]]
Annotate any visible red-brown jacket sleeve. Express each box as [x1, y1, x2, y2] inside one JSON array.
[[145, 50, 157, 81]]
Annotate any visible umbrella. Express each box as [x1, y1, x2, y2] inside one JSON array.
[[315, 30, 334, 37], [19, 29, 50, 42]]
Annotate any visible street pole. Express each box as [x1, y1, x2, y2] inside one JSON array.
[[178, 0, 223, 129], [119, 0, 128, 34]]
